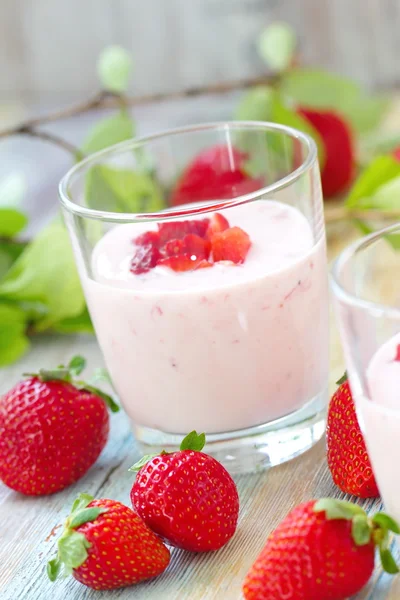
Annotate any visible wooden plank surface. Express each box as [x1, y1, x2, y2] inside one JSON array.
[[2, 0, 400, 103], [1, 225, 399, 600]]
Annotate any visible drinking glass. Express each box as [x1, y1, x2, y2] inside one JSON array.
[[332, 223, 400, 520], [59, 121, 329, 474]]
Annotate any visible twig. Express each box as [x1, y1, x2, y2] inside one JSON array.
[[0, 75, 272, 141], [17, 126, 84, 160]]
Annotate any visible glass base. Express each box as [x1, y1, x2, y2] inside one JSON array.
[[132, 389, 327, 475]]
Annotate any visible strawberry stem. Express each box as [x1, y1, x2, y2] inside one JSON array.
[[180, 430, 206, 452], [24, 355, 120, 413], [47, 493, 108, 582], [336, 371, 348, 385], [314, 498, 400, 575]]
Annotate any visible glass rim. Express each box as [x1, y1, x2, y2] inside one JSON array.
[[58, 120, 317, 222], [331, 220, 400, 319]]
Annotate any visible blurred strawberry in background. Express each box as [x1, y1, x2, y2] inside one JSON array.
[[298, 108, 355, 197]]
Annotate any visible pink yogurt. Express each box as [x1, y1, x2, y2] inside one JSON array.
[[82, 200, 329, 434]]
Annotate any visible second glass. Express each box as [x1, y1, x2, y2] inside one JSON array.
[[59, 121, 329, 473]]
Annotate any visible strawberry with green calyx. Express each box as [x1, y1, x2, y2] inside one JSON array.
[[326, 372, 379, 498], [243, 498, 400, 600], [0, 356, 119, 496], [47, 492, 170, 590], [130, 430, 239, 552]]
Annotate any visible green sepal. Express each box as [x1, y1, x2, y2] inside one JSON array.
[[24, 367, 72, 383], [372, 513, 400, 534], [68, 507, 108, 529], [78, 383, 119, 413], [47, 558, 62, 582], [314, 498, 366, 521], [71, 492, 93, 513], [351, 514, 371, 546], [129, 453, 159, 472], [336, 372, 348, 386], [180, 430, 206, 452], [68, 355, 86, 377], [380, 547, 400, 574], [58, 530, 91, 570]]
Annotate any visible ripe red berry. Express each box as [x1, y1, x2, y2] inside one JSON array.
[[130, 244, 161, 274], [298, 108, 354, 198], [0, 356, 119, 496], [206, 212, 230, 238], [170, 144, 263, 206], [130, 431, 239, 552], [326, 374, 379, 498], [212, 226, 252, 264], [47, 493, 170, 590], [243, 498, 399, 600]]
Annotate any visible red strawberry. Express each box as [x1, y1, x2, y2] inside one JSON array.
[[243, 498, 399, 600], [298, 109, 354, 198], [47, 493, 170, 590], [158, 218, 210, 245], [206, 212, 230, 238], [212, 226, 251, 264], [130, 243, 161, 274], [134, 230, 160, 248], [0, 356, 119, 496], [170, 144, 263, 206], [195, 259, 213, 269], [130, 431, 239, 552], [162, 238, 185, 257], [326, 374, 379, 498], [158, 255, 206, 272], [162, 234, 210, 260]]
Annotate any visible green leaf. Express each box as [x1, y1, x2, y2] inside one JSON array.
[[0, 221, 85, 330], [314, 498, 366, 521], [234, 86, 274, 122], [0, 303, 30, 366], [69, 507, 108, 529], [47, 557, 62, 582], [79, 383, 119, 413], [0, 208, 28, 238], [0, 240, 27, 279], [71, 493, 94, 513], [52, 307, 94, 334], [346, 156, 400, 208], [271, 93, 326, 166], [373, 513, 400, 534], [180, 431, 206, 452], [336, 372, 347, 385], [351, 514, 371, 546], [258, 23, 296, 72], [281, 68, 388, 134], [380, 547, 399, 574], [58, 530, 91, 570], [34, 367, 71, 383], [85, 165, 165, 214], [365, 175, 400, 210], [81, 111, 134, 155], [97, 46, 133, 93], [68, 355, 86, 377], [128, 454, 158, 472]]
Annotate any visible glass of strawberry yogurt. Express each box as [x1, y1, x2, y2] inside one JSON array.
[[59, 122, 329, 474], [332, 223, 400, 520]]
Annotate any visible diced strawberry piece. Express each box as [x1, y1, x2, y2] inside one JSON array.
[[395, 344, 400, 361], [206, 213, 230, 238], [134, 230, 160, 248], [195, 260, 213, 269], [182, 234, 211, 259], [158, 219, 210, 245], [212, 227, 251, 264], [162, 238, 185, 257], [158, 255, 205, 272], [130, 244, 161, 274]]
